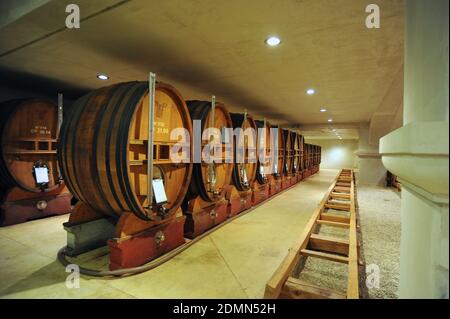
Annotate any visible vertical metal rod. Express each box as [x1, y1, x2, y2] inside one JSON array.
[[209, 95, 216, 193], [147, 72, 156, 210], [57, 93, 63, 136], [210, 95, 216, 131], [243, 109, 247, 130]]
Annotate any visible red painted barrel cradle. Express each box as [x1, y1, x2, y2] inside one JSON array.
[[0, 99, 71, 226], [182, 100, 234, 238], [58, 81, 193, 269]]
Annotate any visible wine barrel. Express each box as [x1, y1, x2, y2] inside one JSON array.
[[254, 119, 271, 185], [59, 81, 193, 221], [298, 134, 305, 171], [318, 146, 322, 165], [271, 125, 284, 178], [303, 143, 310, 169], [291, 131, 301, 174], [0, 99, 61, 194], [185, 101, 233, 202], [282, 129, 293, 176], [230, 112, 257, 192]]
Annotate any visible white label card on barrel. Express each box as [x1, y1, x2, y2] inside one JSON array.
[[35, 167, 49, 184], [152, 179, 167, 204]]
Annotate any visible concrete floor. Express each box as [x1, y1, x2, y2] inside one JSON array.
[[0, 169, 339, 299]]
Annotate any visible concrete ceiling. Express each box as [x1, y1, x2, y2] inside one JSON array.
[[0, 0, 404, 139]]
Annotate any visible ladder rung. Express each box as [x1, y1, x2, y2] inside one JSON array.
[[317, 220, 350, 228], [300, 249, 349, 264], [320, 213, 350, 224], [282, 277, 346, 299], [331, 193, 350, 199], [309, 234, 349, 255], [324, 203, 350, 211]]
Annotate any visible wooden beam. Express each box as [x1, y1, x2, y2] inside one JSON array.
[[317, 219, 350, 228], [333, 186, 351, 193], [300, 249, 349, 264], [280, 277, 346, 299], [331, 192, 350, 199], [320, 213, 350, 224], [324, 203, 350, 211], [264, 171, 341, 299], [336, 182, 351, 187], [309, 234, 349, 255], [347, 173, 359, 299]]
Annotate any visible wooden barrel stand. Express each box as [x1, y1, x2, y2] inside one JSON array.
[[1, 185, 71, 226]]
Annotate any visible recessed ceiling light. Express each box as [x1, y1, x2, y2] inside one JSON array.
[[327, 118, 333, 122], [306, 88, 316, 95], [97, 74, 109, 80], [332, 128, 337, 132], [265, 36, 281, 46], [320, 108, 327, 112]]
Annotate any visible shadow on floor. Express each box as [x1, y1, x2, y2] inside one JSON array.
[[0, 260, 68, 297]]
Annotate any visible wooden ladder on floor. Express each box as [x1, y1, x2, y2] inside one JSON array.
[[264, 169, 359, 299]]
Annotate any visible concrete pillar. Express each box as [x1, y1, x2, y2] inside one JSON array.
[[356, 123, 386, 186], [380, 0, 449, 298]]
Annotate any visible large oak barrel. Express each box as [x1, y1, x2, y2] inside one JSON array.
[[303, 143, 310, 169], [318, 146, 322, 165], [0, 99, 62, 194], [298, 133, 305, 171], [59, 81, 193, 221], [271, 125, 284, 179], [230, 112, 257, 192], [291, 131, 301, 174], [254, 120, 271, 185], [282, 129, 293, 176], [185, 101, 233, 202]]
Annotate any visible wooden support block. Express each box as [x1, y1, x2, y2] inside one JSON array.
[[300, 248, 349, 264], [317, 219, 350, 228], [309, 234, 349, 256], [280, 277, 346, 299]]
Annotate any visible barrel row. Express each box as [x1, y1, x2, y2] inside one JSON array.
[[0, 82, 322, 223]]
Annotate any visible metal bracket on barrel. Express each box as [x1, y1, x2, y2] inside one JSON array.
[[56, 93, 64, 183], [146, 73, 169, 218], [208, 95, 219, 197]]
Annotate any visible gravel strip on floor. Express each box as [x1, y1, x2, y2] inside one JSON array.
[[357, 185, 401, 299]]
